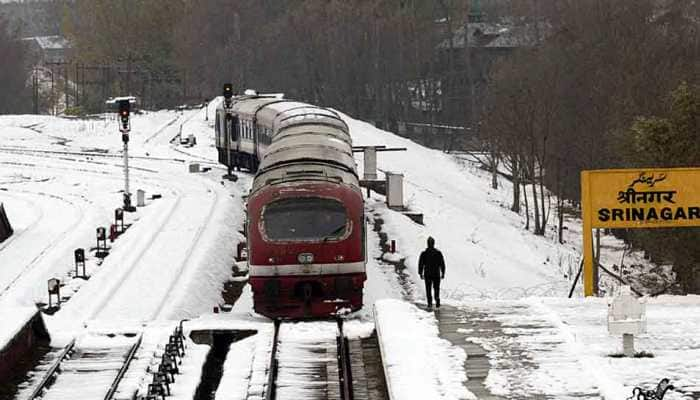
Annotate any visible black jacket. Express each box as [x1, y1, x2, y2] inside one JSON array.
[[418, 247, 445, 278]]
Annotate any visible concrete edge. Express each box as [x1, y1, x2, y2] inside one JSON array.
[[373, 303, 395, 400], [0, 308, 49, 382]]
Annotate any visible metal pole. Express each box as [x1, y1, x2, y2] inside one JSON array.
[[581, 171, 595, 296], [226, 116, 232, 176], [124, 139, 130, 206]]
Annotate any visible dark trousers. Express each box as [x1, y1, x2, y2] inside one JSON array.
[[424, 277, 441, 307]]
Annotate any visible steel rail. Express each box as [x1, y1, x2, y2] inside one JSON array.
[[265, 319, 281, 400], [25, 338, 76, 400], [103, 333, 143, 400], [337, 318, 354, 400]]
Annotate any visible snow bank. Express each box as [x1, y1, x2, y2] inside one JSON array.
[[343, 115, 571, 304], [374, 299, 474, 400], [215, 335, 257, 400], [0, 305, 38, 350], [533, 297, 700, 399]]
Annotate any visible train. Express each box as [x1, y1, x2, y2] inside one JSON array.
[[214, 88, 366, 319]]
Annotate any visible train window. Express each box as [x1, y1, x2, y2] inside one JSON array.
[[262, 198, 348, 242]]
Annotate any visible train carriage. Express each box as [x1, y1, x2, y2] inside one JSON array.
[[215, 93, 366, 319]]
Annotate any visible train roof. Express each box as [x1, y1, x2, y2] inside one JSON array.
[[227, 97, 359, 194]]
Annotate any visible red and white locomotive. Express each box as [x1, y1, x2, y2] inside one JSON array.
[[215, 90, 366, 319]]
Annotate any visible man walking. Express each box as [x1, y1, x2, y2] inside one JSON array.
[[418, 236, 445, 309]]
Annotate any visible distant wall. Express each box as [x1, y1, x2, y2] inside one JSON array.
[[0, 203, 12, 243]]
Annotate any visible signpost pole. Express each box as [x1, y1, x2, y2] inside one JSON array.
[[123, 138, 130, 206], [581, 171, 595, 297]]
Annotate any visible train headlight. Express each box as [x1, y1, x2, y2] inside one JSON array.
[[298, 253, 314, 264]]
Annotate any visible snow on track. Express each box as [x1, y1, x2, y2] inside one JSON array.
[[91, 174, 219, 322], [17, 334, 139, 400], [0, 188, 82, 297], [1, 109, 243, 341], [0, 150, 171, 310]]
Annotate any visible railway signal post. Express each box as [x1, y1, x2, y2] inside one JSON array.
[[222, 83, 237, 180], [107, 97, 137, 211]]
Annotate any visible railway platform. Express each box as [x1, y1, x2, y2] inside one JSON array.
[[435, 305, 506, 400], [433, 301, 601, 400]]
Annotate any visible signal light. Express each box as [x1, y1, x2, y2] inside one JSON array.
[[223, 83, 233, 99], [117, 99, 130, 116], [117, 99, 130, 131], [223, 83, 233, 108]]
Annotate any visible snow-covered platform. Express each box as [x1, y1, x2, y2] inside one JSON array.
[[375, 297, 700, 400]]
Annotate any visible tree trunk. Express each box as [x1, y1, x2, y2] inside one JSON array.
[[511, 160, 521, 213], [522, 179, 530, 230], [538, 169, 548, 235], [531, 168, 541, 235], [491, 152, 499, 189], [556, 160, 564, 244], [558, 197, 565, 244]]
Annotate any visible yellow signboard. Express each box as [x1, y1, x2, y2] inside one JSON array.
[[581, 167, 700, 296]]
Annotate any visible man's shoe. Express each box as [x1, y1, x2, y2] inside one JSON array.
[[436, 303, 440, 308]]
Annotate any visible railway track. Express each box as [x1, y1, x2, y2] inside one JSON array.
[[265, 319, 356, 400], [1, 114, 225, 324], [0, 156, 177, 312], [0, 188, 85, 300], [20, 334, 142, 400], [0, 145, 186, 166]]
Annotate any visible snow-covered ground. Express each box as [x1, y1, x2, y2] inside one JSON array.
[[0, 103, 247, 344], [341, 115, 700, 399], [1, 99, 698, 399], [375, 299, 472, 400]]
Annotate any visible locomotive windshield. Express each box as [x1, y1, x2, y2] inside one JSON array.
[[262, 197, 348, 241]]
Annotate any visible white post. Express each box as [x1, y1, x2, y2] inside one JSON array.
[[386, 172, 404, 209], [608, 285, 646, 357], [364, 147, 378, 180], [623, 333, 635, 357], [136, 189, 145, 207], [124, 140, 130, 198]]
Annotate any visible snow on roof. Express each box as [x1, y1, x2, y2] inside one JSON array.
[[24, 35, 70, 50], [439, 21, 548, 49]]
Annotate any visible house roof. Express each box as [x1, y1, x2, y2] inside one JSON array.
[[23, 35, 70, 50], [439, 21, 548, 50]]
